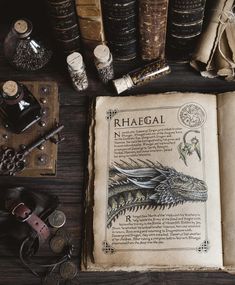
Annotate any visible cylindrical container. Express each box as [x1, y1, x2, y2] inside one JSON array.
[[0, 80, 42, 133], [3, 19, 52, 71], [94, 45, 114, 84], [113, 59, 171, 94], [101, 0, 138, 61], [139, 0, 169, 61], [46, 0, 81, 55], [67, 52, 88, 91], [167, 0, 207, 58]]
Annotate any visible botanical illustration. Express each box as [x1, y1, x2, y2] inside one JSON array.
[[107, 160, 208, 227], [178, 130, 201, 166]]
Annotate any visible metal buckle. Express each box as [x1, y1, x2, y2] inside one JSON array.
[[11, 202, 24, 215], [11, 202, 32, 222]]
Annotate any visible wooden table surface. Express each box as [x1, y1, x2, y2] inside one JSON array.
[[0, 55, 235, 285], [1, 1, 235, 284]]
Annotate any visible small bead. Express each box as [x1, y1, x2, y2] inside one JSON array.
[[38, 144, 45, 150], [42, 109, 47, 115], [38, 156, 45, 162], [40, 98, 47, 104], [39, 121, 46, 127], [20, 144, 26, 150], [42, 87, 48, 93], [36, 154, 48, 165]]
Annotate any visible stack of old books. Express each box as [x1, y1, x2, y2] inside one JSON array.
[[46, 0, 223, 64]]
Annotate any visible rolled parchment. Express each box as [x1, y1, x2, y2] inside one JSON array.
[[190, 0, 235, 80], [215, 32, 233, 78]]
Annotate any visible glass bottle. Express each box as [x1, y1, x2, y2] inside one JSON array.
[[113, 58, 171, 94], [0, 80, 42, 134], [94, 44, 114, 84], [3, 19, 52, 71], [67, 52, 88, 91]]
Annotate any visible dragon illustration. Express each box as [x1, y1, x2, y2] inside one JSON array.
[[178, 130, 201, 166], [107, 160, 208, 228]]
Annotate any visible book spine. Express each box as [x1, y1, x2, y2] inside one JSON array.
[[139, 0, 169, 61], [168, 0, 207, 53], [101, 0, 138, 61], [75, 0, 105, 50], [46, 0, 81, 54]]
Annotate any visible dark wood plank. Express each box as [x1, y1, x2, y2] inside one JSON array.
[[1, 262, 235, 285]]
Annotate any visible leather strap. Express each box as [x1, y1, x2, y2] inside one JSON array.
[[6, 201, 50, 243]]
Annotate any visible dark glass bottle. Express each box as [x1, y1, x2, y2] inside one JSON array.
[[0, 81, 42, 133]]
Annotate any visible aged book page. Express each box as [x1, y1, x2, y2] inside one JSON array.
[[90, 93, 222, 270], [218, 91, 235, 267]]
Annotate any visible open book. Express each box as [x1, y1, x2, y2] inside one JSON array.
[[83, 92, 235, 272]]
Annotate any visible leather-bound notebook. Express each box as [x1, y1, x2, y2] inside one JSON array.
[[46, 0, 81, 55], [101, 0, 138, 61], [139, 0, 169, 61], [168, 0, 207, 56], [75, 0, 105, 50]]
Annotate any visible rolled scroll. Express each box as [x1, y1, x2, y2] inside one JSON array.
[[190, 0, 235, 81]]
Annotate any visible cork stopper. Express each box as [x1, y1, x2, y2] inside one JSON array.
[[94, 45, 110, 63], [67, 52, 84, 72], [113, 75, 133, 94], [2, 81, 19, 97], [14, 20, 28, 34]]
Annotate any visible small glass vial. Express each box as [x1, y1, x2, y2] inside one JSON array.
[[67, 52, 88, 91], [0, 80, 42, 134], [113, 58, 171, 94], [3, 19, 52, 71], [94, 45, 114, 84]]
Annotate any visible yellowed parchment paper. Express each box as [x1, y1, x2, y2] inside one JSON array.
[[218, 91, 235, 267], [190, 0, 234, 79], [89, 93, 222, 271]]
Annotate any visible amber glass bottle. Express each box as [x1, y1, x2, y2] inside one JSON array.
[[0, 81, 42, 133]]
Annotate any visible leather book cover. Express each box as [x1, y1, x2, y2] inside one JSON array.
[[46, 0, 81, 54], [168, 0, 207, 54], [101, 0, 138, 61], [75, 0, 105, 50], [139, 0, 169, 61]]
